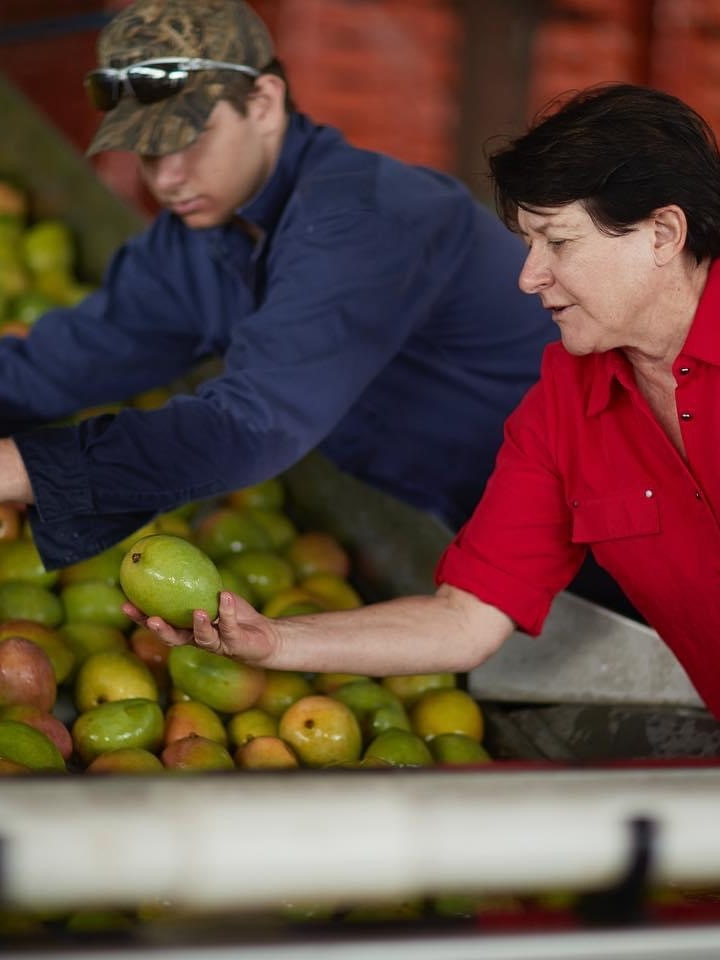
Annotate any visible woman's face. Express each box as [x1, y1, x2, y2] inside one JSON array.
[[516, 201, 659, 356]]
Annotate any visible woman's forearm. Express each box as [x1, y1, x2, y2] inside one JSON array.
[[186, 584, 515, 677]]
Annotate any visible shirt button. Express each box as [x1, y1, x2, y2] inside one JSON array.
[[678, 366, 691, 376], [696, 490, 703, 501], [571, 499, 579, 508], [644, 489, 654, 498], [680, 412, 693, 420]]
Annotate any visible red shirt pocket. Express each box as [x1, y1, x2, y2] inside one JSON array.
[[570, 490, 660, 543]]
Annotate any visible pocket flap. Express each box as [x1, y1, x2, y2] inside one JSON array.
[[570, 490, 660, 543]]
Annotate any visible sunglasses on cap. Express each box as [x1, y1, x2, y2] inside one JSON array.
[[84, 57, 262, 111]]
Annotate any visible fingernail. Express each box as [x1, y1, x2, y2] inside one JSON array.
[[221, 592, 233, 609], [194, 610, 208, 625]]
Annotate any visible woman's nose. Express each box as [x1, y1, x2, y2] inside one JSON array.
[[518, 249, 553, 295]]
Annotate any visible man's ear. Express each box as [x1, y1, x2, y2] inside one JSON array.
[[247, 74, 286, 127], [652, 205, 687, 265]]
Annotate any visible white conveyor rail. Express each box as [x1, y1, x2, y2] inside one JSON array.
[[1, 766, 719, 910]]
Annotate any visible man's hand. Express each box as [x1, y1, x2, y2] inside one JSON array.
[[122, 591, 278, 663], [0, 439, 34, 503]]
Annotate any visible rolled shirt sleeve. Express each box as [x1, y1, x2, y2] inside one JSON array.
[[435, 376, 586, 636]]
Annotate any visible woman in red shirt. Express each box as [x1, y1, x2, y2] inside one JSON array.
[[126, 83, 720, 721]]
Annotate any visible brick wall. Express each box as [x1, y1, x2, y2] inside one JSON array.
[[526, 0, 720, 142], [0, 0, 463, 212]]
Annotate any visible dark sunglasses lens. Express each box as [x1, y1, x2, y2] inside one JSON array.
[[84, 65, 188, 111], [128, 66, 188, 104], [84, 72, 118, 111]]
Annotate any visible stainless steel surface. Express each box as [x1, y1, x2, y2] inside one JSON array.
[[469, 592, 703, 709]]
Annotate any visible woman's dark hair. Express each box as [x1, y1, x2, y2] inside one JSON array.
[[221, 56, 296, 115], [487, 82, 720, 263]]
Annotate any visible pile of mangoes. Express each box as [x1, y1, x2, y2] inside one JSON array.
[[0, 473, 490, 777], [0, 177, 95, 337]]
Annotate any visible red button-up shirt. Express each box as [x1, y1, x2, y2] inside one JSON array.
[[436, 259, 720, 718]]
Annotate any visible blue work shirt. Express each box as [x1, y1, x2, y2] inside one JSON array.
[[1, 113, 556, 569]]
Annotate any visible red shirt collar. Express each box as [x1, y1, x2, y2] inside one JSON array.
[[586, 258, 720, 417]]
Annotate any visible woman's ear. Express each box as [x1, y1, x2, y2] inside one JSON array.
[[652, 205, 687, 265]]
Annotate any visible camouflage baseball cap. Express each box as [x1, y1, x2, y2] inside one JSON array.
[[86, 0, 274, 157]]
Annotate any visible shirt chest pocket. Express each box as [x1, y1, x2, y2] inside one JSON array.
[[570, 490, 660, 544]]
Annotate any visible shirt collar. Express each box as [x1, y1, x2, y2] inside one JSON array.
[[679, 257, 720, 366], [586, 257, 720, 416], [235, 112, 320, 235]]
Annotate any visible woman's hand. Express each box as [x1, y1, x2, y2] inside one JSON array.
[[122, 591, 278, 663]]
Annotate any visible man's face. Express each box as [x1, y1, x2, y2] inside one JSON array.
[[516, 202, 658, 356], [138, 98, 275, 228]]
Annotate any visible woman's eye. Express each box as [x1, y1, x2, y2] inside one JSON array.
[[548, 239, 566, 248]]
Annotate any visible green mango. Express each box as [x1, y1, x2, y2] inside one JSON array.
[[193, 508, 272, 561], [363, 728, 434, 768], [221, 551, 295, 605], [119, 534, 223, 628], [0, 719, 65, 772], [60, 581, 132, 632], [71, 698, 164, 766], [366, 701, 412, 738], [168, 645, 265, 714], [58, 622, 128, 673], [59, 546, 125, 587], [0, 581, 63, 627], [331, 679, 410, 739], [248, 508, 297, 551], [428, 733, 492, 766], [0, 540, 58, 588], [21, 220, 74, 274]]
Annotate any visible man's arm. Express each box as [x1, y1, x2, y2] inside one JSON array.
[[0, 439, 33, 504], [124, 583, 515, 677]]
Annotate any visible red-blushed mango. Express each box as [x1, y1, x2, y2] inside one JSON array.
[[0, 704, 73, 760], [0, 636, 56, 712], [0, 504, 21, 543], [163, 700, 227, 747], [0, 619, 74, 684], [235, 735, 299, 770], [161, 735, 234, 772], [86, 747, 164, 774], [227, 707, 278, 748], [285, 532, 350, 580], [0, 719, 65, 772], [278, 695, 362, 768]]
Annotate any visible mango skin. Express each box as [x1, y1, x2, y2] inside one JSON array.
[[71, 698, 164, 766], [0, 718, 66, 772], [120, 534, 223, 628], [168, 645, 265, 715]]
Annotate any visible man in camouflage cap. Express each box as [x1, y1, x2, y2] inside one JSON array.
[[86, 0, 276, 157], [0, 0, 566, 626]]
